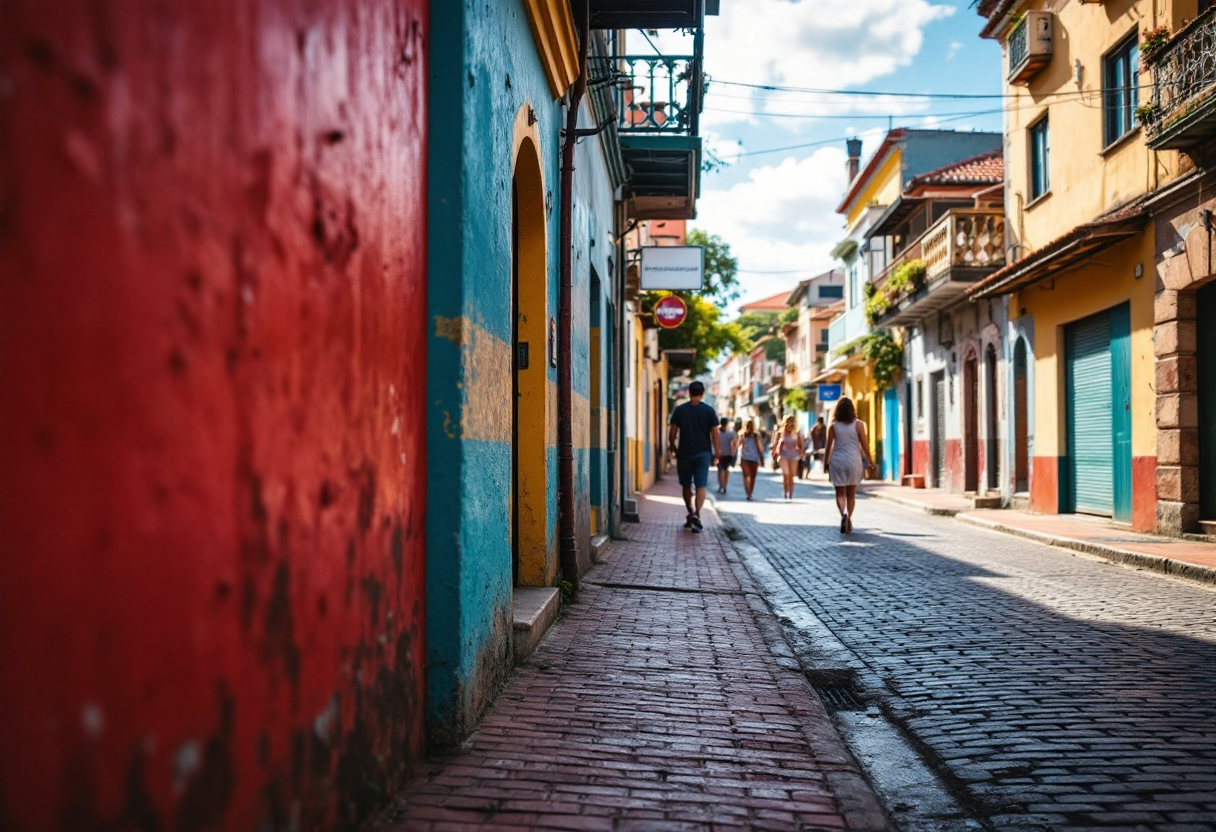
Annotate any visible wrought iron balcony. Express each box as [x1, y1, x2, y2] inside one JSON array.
[[616, 55, 702, 136], [871, 209, 1006, 327], [1145, 8, 1216, 151], [1006, 11, 1053, 85], [592, 50, 705, 219]]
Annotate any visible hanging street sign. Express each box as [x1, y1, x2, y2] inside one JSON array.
[[817, 383, 843, 402], [654, 295, 688, 329], [639, 246, 705, 291]]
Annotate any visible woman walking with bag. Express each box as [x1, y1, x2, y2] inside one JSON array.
[[771, 415, 805, 501], [737, 420, 764, 501], [823, 397, 874, 533]]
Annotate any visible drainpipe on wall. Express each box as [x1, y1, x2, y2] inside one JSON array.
[[558, 0, 589, 592]]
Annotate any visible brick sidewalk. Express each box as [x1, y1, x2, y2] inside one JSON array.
[[378, 478, 889, 831]]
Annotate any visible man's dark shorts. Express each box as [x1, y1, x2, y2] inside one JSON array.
[[717, 455, 736, 471], [677, 452, 713, 489]]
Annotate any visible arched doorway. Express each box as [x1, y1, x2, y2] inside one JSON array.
[[964, 350, 979, 493], [1013, 338, 1029, 494], [512, 132, 551, 586], [985, 344, 999, 491]]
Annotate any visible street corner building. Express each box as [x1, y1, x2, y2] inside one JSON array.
[[0, 0, 714, 829], [972, 0, 1216, 535]]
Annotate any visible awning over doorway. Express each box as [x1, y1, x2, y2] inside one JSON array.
[[968, 204, 1147, 299]]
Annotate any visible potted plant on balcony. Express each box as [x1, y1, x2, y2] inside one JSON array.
[[863, 282, 889, 327], [1135, 102, 1158, 126], [1140, 25, 1171, 66], [884, 259, 928, 304]]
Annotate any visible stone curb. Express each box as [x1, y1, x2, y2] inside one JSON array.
[[954, 512, 1216, 588], [861, 488, 964, 516]]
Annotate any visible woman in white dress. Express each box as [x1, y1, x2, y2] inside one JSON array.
[[823, 397, 875, 533]]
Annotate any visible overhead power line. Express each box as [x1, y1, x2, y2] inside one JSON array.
[[709, 78, 1115, 101]]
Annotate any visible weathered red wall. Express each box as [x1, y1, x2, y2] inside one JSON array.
[[944, 438, 964, 492], [1132, 456, 1157, 532], [1031, 456, 1059, 514], [913, 439, 930, 480], [0, 2, 428, 829]]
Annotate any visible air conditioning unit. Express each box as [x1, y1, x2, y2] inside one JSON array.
[[1007, 11, 1053, 85]]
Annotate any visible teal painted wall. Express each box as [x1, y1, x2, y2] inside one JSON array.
[[572, 97, 618, 569], [425, 0, 562, 742], [425, 0, 623, 739]]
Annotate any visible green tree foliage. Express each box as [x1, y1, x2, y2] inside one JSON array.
[[734, 312, 779, 345], [763, 337, 786, 364], [784, 387, 810, 413], [686, 228, 740, 301], [641, 293, 747, 376], [857, 329, 904, 391], [640, 229, 746, 375]]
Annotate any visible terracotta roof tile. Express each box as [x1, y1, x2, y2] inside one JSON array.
[[909, 150, 1004, 188], [738, 290, 794, 313]]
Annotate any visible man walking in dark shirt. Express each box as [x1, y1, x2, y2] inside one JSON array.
[[667, 380, 720, 532]]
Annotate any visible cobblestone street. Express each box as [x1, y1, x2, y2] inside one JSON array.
[[717, 469, 1216, 831]]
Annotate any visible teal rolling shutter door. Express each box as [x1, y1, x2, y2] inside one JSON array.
[[1066, 312, 1114, 515]]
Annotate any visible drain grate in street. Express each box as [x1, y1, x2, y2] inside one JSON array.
[[814, 685, 865, 711], [806, 669, 866, 712]]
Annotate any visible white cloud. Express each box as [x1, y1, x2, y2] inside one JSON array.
[[693, 148, 852, 308], [672, 0, 959, 309], [701, 0, 954, 90]]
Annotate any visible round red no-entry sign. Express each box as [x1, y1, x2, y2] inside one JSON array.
[[654, 295, 688, 329]]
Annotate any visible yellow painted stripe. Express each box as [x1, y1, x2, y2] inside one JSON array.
[[434, 315, 512, 443]]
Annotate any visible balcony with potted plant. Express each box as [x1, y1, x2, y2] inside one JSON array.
[[1143, 8, 1216, 151]]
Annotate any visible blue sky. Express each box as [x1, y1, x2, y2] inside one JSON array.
[[655, 0, 1007, 311]]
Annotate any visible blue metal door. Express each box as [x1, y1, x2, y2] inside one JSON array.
[[883, 387, 901, 481], [1065, 304, 1131, 520]]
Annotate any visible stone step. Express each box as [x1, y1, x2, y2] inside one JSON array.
[[972, 493, 1002, 509], [623, 498, 640, 523], [590, 534, 610, 563], [512, 586, 560, 662]]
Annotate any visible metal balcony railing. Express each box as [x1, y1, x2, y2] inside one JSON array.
[[1008, 15, 1030, 77], [827, 305, 869, 358], [874, 209, 1006, 291], [1146, 8, 1216, 149], [613, 55, 702, 136]]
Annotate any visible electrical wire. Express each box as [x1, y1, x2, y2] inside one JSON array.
[[709, 77, 1147, 102]]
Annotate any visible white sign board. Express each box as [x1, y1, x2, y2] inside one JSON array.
[[639, 246, 704, 291]]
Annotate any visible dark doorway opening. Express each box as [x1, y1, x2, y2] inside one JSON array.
[[931, 371, 946, 488], [964, 352, 979, 493], [1013, 338, 1029, 494], [986, 344, 999, 491]]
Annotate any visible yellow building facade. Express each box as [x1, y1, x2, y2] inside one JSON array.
[[973, 0, 1198, 531]]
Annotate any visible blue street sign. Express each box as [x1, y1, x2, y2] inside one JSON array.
[[817, 383, 842, 402]]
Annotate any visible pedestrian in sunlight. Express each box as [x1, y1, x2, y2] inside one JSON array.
[[737, 419, 764, 501], [823, 397, 875, 533], [667, 380, 720, 533], [716, 417, 738, 495], [771, 415, 805, 501]]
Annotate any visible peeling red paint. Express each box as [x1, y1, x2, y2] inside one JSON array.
[[1132, 455, 1157, 532], [1031, 456, 1060, 514], [912, 439, 930, 478], [0, 2, 429, 829]]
